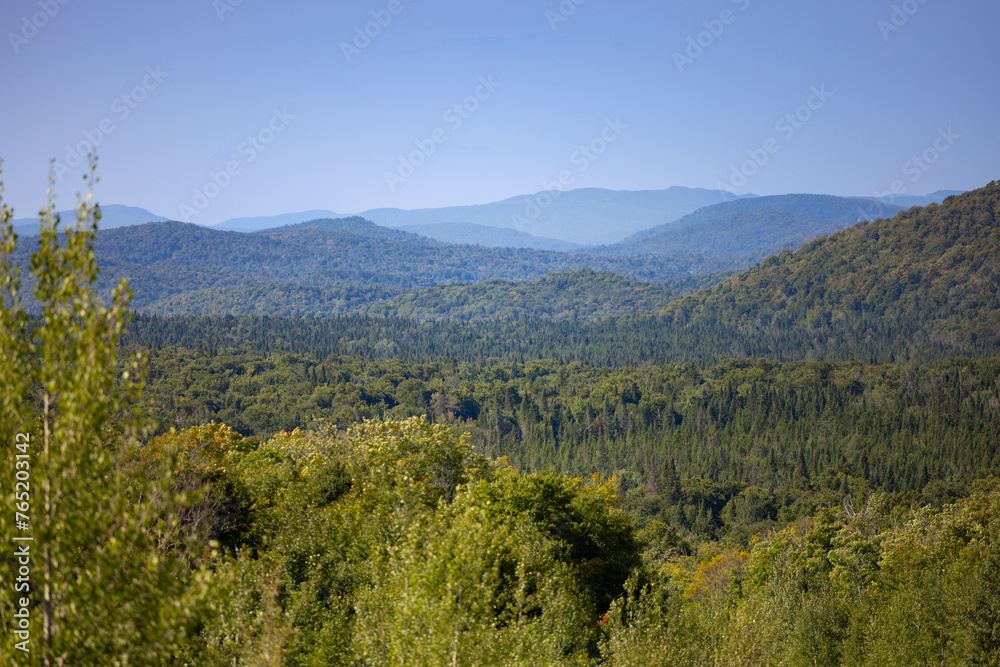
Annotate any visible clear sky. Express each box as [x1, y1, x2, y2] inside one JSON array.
[[1, 0, 997, 224]]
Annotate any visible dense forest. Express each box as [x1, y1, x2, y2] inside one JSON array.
[[360, 269, 681, 321], [133, 346, 1000, 525], [120, 304, 995, 368], [3, 179, 999, 664]]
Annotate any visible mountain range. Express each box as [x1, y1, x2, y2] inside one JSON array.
[[11, 186, 962, 251], [7, 182, 989, 335]]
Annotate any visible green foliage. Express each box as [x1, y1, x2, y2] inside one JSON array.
[[0, 164, 207, 664], [129, 348, 1000, 540], [142, 422, 256, 552], [663, 181, 1000, 359], [363, 268, 680, 321], [180, 416, 637, 664], [7, 167, 1000, 663], [354, 505, 593, 666], [470, 468, 641, 611], [722, 485, 1000, 666]]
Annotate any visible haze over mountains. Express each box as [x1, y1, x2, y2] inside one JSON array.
[[7, 181, 990, 334], [600, 194, 906, 258], [207, 186, 749, 245], [11, 204, 169, 238], [12, 186, 962, 251]]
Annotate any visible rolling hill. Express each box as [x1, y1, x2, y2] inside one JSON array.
[[210, 209, 343, 231], [112, 181, 1000, 367], [660, 182, 1000, 358], [605, 194, 903, 256], [259, 216, 439, 245], [10, 217, 740, 317], [604, 208, 844, 258], [198, 186, 745, 243]]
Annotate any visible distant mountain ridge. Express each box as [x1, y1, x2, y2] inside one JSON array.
[[361, 186, 750, 245], [10, 217, 741, 318], [201, 186, 749, 244], [7, 181, 995, 348], [391, 223, 579, 251], [259, 216, 439, 246], [12, 204, 167, 237], [856, 190, 964, 209], [599, 194, 905, 258], [212, 209, 343, 231]]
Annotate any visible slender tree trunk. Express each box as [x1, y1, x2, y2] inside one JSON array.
[[43, 392, 53, 666]]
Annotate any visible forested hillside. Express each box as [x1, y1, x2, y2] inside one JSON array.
[[11, 219, 743, 316], [663, 182, 1000, 354], [260, 216, 439, 245], [617, 193, 902, 245], [6, 178, 1000, 665], [8, 191, 923, 323], [608, 208, 845, 258]]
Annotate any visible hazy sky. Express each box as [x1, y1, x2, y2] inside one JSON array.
[[1, 0, 997, 224]]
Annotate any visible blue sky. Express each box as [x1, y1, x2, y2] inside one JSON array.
[[1, 0, 997, 224]]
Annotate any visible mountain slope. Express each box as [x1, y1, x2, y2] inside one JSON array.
[[394, 223, 578, 250], [620, 194, 902, 245], [594, 194, 904, 261], [661, 183, 1000, 356], [610, 208, 846, 258], [9, 219, 744, 318]]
